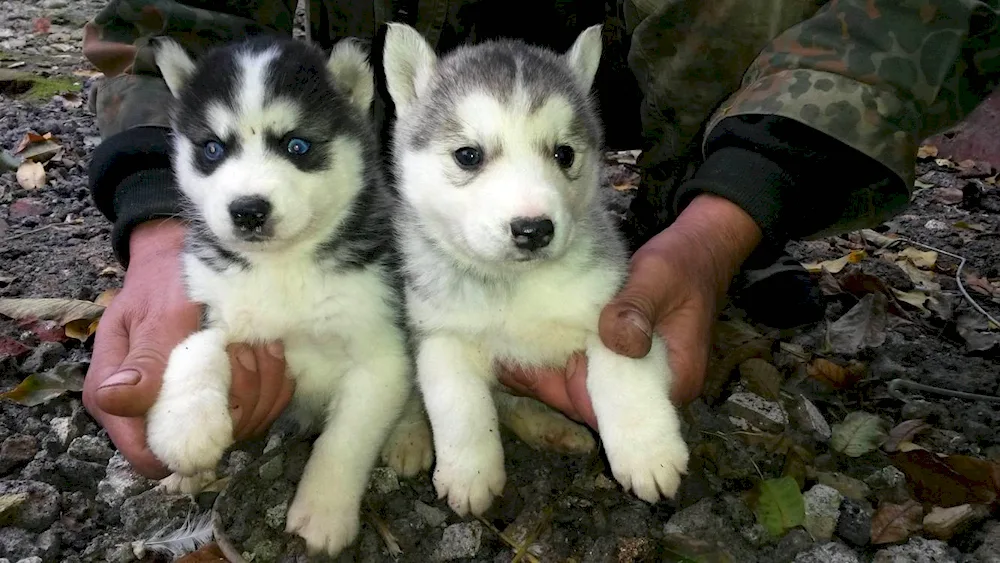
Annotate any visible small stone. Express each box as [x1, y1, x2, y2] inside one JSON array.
[[97, 452, 154, 508], [793, 541, 860, 563], [264, 501, 288, 530], [35, 528, 59, 561], [974, 521, 1000, 562], [836, 498, 872, 547], [922, 504, 990, 541], [19, 342, 65, 374], [0, 480, 60, 531], [369, 467, 399, 494], [816, 472, 871, 502], [48, 417, 79, 449], [415, 500, 447, 528], [771, 529, 814, 563], [594, 474, 617, 490], [0, 435, 39, 474], [56, 456, 106, 491], [120, 487, 199, 537], [225, 450, 253, 476], [9, 199, 47, 219], [0, 527, 39, 561], [263, 433, 282, 454], [16, 557, 42, 563], [67, 436, 113, 464], [803, 485, 844, 541], [724, 392, 788, 432], [924, 219, 948, 230], [872, 536, 956, 562], [864, 466, 909, 504], [257, 454, 284, 482], [792, 396, 832, 441], [434, 522, 483, 561], [0, 492, 28, 525]]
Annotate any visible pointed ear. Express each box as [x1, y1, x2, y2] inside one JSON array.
[[382, 23, 437, 114], [564, 24, 603, 92], [327, 38, 375, 113], [152, 37, 196, 98]]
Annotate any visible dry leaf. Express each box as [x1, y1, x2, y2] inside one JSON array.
[[860, 229, 898, 248], [954, 221, 987, 232], [15, 161, 45, 190], [0, 338, 31, 361], [94, 289, 119, 308], [917, 145, 939, 159], [895, 260, 941, 292], [914, 180, 935, 189], [831, 411, 889, 457], [1, 363, 86, 406], [891, 288, 931, 314], [806, 358, 864, 390], [72, 69, 104, 79], [883, 419, 932, 453], [899, 247, 938, 269], [871, 500, 923, 544], [827, 292, 888, 355], [175, 543, 227, 562], [63, 318, 99, 342], [802, 250, 867, 274], [891, 449, 1000, 507], [965, 275, 998, 297], [0, 298, 105, 326], [935, 158, 956, 168]]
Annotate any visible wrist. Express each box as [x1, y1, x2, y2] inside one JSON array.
[[667, 194, 763, 295], [128, 219, 187, 269]]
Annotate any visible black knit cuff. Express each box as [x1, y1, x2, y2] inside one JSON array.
[[673, 146, 791, 246], [109, 169, 184, 267]]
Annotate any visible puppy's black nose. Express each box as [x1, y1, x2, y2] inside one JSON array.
[[510, 217, 555, 251], [228, 196, 272, 234]]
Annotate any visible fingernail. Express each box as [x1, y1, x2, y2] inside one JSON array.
[[620, 309, 652, 339], [235, 346, 257, 372], [100, 370, 140, 389], [265, 341, 284, 359]]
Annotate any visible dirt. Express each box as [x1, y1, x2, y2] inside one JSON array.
[[2, 2, 1000, 562]]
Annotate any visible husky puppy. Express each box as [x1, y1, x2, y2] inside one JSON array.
[[146, 36, 431, 555], [383, 23, 690, 517]]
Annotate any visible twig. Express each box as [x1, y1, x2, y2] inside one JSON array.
[[888, 378, 1000, 403], [886, 237, 999, 327], [474, 515, 541, 563], [6, 223, 78, 241]]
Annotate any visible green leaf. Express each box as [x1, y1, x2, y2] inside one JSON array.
[[0, 363, 86, 406], [831, 411, 888, 457], [755, 476, 805, 536]]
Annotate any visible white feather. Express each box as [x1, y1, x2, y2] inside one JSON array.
[[131, 510, 214, 559]]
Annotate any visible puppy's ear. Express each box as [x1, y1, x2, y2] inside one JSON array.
[[563, 24, 603, 92], [152, 37, 196, 98], [382, 23, 437, 114], [327, 38, 375, 113]]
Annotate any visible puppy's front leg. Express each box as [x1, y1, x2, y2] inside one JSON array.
[[585, 333, 689, 503], [419, 334, 505, 517], [146, 327, 233, 489], [285, 353, 410, 556]]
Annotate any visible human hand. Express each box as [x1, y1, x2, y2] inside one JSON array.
[[498, 194, 763, 428], [82, 219, 295, 479]]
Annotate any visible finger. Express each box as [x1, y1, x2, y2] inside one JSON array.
[[249, 369, 295, 439], [85, 308, 135, 414], [598, 248, 675, 359], [498, 363, 580, 423], [94, 331, 173, 418], [563, 353, 598, 429], [658, 307, 711, 405], [98, 414, 171, 479], [228, 344, 261, 441], [240, 342, 286, 440]]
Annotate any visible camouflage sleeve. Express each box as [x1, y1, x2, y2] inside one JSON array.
[[699, 0, 1000, 238], [83, 0, 296, 266]]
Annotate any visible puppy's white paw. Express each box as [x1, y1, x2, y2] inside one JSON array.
[[601, 411, 689, 503], [147, 391, 233, 476], [381, 415, 433, 478], [433, 442, 505, 517], [158, 470, 218, 495], [286, 474, 360, 556]]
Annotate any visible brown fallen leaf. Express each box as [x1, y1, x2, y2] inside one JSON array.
[[883, 419, 932, 453], [94, 289, 120, 307], [898, 247, 938, 270], [891, 449, 1000, 507], [826, 292, 888, 355], [953, 220, 988, 232], [806, 358, 865, 390], [175, 543, 227, 562], [895, 260, 941, 292], [871, 500, 923, 544], [802, 250, 867, 274], [966, 275, 998, 297], [15, 161, 45, 190], [0, 338, 31, 361], [1, 363, 86, 407], [0, 298, 105, 326], [917, 145, 939, 159], [63, 318, 99, 343]]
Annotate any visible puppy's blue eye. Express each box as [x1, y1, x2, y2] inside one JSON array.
[[454, 147, 483, 168], [287, 138, 311, 155], [203, 141, 225, 161]]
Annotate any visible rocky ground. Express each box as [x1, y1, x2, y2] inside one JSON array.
[[2, 1, 1000, 563]]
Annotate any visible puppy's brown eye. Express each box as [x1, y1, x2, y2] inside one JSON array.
[[554, 145, 574, 168], [454, 146, 483, 168]]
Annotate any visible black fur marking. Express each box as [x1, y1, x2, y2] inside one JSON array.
[[185, 216, 252, 273], [192, 135, 242, 176]]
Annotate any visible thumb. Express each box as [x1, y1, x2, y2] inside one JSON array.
[[93, 340, 170, 419], [598, 251, 672, 358]]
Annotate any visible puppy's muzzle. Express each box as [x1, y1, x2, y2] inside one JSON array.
[[229, 196, 274, 241], [510, 216, 554, 252]]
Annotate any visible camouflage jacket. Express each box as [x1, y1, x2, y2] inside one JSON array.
[[83, 0, 1000, 265]]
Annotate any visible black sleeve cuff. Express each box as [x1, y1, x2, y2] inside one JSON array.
[[88, 126, 183, 267]]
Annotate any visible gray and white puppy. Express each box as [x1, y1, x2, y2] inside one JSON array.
[[147, 35, 431, 555], [383, 23, 690, 518]]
